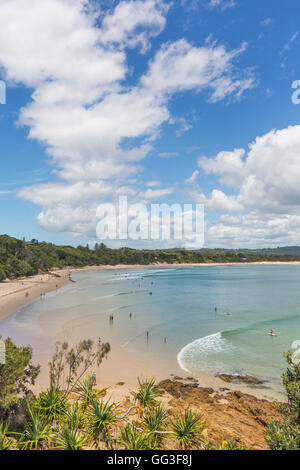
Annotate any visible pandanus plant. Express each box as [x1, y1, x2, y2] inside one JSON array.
[[34, 385, 68, 424], [118, 424, 153, 450], [170, 409, 204, 450], [18, 405, 51, 450], [0, 423, 12, 450], [86, 399, 119, 449], [143, 405, 168, 448], [131, 377, 160, 417], [64, 401, 85, 430], [54, 425, 88, 450], [74, 377, 106, 411]]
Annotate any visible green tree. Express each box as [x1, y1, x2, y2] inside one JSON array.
[[0, 337, 40, 419], [0, 268, 6, 282], [48, 339, 110, 396]]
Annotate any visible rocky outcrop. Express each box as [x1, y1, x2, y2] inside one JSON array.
[[158, 379, 283, 450], [216, 374, 265, 385]]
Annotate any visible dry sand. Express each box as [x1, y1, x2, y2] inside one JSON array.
[[0, 261, 295, 401], [2, 261, 300, 323]]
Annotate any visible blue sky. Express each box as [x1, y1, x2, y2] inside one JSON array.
[[1, 0, 300, 248]]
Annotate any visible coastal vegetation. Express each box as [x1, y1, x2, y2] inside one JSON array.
[[2, 234, 300, 280], [265, 350, 300, 450], [0, 337, 299, 450]]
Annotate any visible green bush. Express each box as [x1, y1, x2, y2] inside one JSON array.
[[265, 351, 300, 450], [0, 268, 6, 282]]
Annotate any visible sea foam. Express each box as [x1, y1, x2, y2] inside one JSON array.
[[177, 332, 234, 373]]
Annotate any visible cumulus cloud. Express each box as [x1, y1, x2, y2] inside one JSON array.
[[190, 186, 243, 212], [208, 212, 300, 248], [99, 0, 171, 52], [198, 148, 246, 187], [195, 124, 300, 246], [0, 0, 254, 239], [197, 125, 300, 214], [141, 39, 253, 101]]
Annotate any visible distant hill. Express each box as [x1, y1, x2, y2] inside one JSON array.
[[1, 234, 300, 280]]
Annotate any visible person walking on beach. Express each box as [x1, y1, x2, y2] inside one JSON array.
[[91, 372, 97, 386], [129, 313, 132, 320], [98, 337, 102, 347], [164, 337, 167, 344]]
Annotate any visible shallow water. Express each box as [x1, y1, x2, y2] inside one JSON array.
[[1, 265, 300, 397]]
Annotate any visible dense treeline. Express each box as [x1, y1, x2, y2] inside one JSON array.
[[1, 234, 300, 280]]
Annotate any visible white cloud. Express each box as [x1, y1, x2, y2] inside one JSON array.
[[146, 180, 161, 187], [280, 32, 299, 68], [261, 18, 273, 27], [198, 148, 245, 187], [141, 187, 174, 200], [185, 170, 199, 184], [141, 39, 253, 101], [208, 212, 300, 248], [99, 0, 171, 52], [196, 124, 300, 246], [0, 0, 254, 238], [198, 125, 300, 214], [208, 0, 236, 11], [193, 189, 243, 212], [280, 32, 299, 55]]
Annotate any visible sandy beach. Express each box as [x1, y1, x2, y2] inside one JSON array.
[[2, 261, 300, 323], [0, 261, 296, 401]]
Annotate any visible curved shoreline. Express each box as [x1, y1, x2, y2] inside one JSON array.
[[0, 262, 290, 401], [1, 261, 300, 322]]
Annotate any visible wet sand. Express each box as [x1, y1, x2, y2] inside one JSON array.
[[0, 262, 294, 401], [2, 261, 300, 323]]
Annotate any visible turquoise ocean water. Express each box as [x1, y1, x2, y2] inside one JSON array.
[[1, 265, 300, 396]]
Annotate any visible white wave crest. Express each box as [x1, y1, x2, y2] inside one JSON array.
[[177, 332, 233, 373]]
